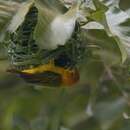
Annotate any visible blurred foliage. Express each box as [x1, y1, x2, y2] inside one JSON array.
[[0, 0, 130, 130]]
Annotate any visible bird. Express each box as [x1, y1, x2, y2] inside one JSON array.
[[7, 54, 80, 87]]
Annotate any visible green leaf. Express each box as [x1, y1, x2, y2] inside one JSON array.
[[106, 7, 130, 61], [95, 98, 127, 130], [93, 0, 108, 11], [86, 3, 129, 63], [0, 1, 19, 41], [119, 0, 130, 11], [101, 0, 120, 7], [114, 36, 127, 64], [8, 0, 34, 32], [87, 0, 111, 35], [81, 29, 123, 65]]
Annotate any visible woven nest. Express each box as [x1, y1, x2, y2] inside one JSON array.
[[7, 5, 85, 71]]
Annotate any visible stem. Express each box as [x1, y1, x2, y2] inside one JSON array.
[[47, 87, 67, 130]]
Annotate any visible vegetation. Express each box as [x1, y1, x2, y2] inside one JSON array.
[[0, 0, 130, 130]]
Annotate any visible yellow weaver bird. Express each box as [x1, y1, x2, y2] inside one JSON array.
[[8, 54, 79, 87]]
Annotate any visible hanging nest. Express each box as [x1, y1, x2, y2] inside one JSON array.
[[7, 5, 86, 86]]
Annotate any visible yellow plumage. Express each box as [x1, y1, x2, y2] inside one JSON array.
[[21, 60, 79, 86]]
